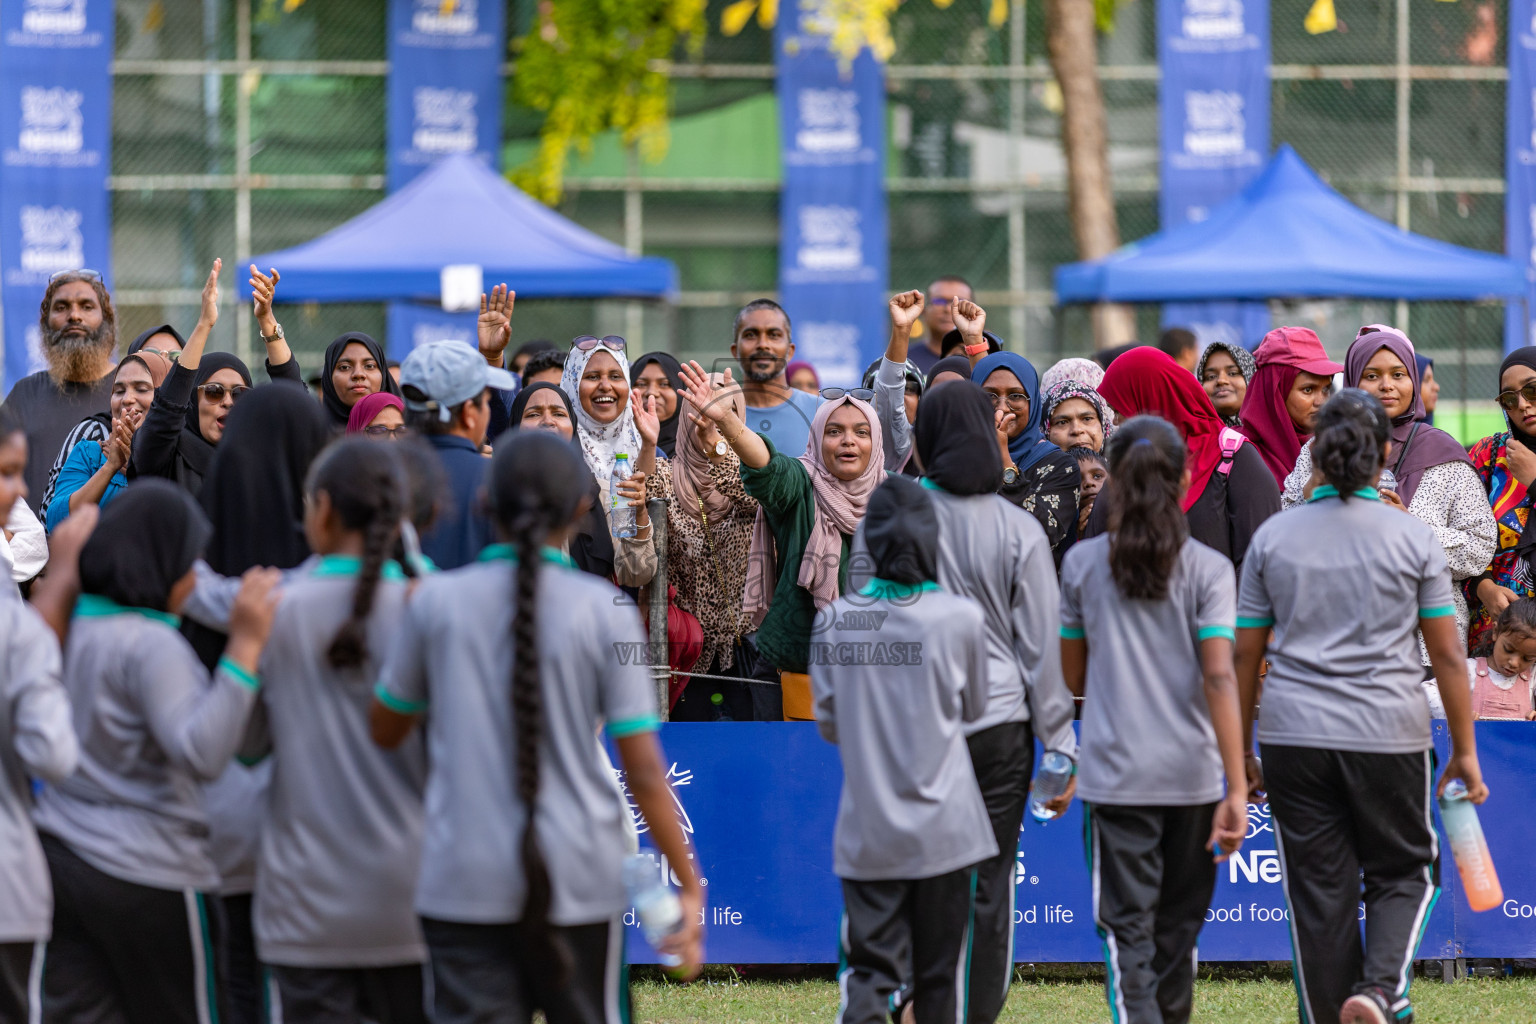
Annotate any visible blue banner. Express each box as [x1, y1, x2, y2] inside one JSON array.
[[386, 302, 479, 356], [0, 0, 113, 391], [615, 722, 1536, 964], [1158, 0, 1270, 350], [775, 9, 888, 389], [1507, 0, 1536, 353], [385, 0, 503, 358]]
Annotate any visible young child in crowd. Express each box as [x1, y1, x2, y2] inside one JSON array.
[[1424, 598, 1536, 720], [371, 431, 701, 1023], [1070, 446, 1109, 540], [813, 475, 996, 1024], [1060, 416, 1248, 1024]]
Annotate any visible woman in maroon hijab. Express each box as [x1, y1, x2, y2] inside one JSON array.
[[1239, 326, 1343, 486], [1282, 327, 1496, 662]]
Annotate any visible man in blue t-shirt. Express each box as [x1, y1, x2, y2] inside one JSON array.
[[730, 299, 822, 456]]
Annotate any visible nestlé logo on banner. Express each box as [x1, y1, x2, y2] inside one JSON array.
[[1181, 0, 1244, 40], [411, 87, 477, 156], [18, 86, 83, 155], [795, 88, 860, 155], [411, 0, 477, 36], [1183, 91, 1246, 158], [796, 206, 862, 273], [18, 204, 83, 277], [22, 0, 86, 35]]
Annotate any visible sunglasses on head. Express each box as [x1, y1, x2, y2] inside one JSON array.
[[572, 335, 626, 353], [820, 387, 876, 403], [48, 268, 102, 284], [197, 382, 249, 402], [1499, 384, 1536, 411]]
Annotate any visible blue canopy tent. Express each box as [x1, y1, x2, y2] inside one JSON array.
[[1055, 145, 1525, 308], [239, 153, 677, 304]]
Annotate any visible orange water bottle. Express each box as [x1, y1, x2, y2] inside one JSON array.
[[1439, 780, 1503, 912]]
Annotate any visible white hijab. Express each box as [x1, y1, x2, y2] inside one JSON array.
[[560, 342, 643, 484]]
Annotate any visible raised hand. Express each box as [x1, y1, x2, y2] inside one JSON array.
[[199, 259, 222, 329], [952, 298, 986, 341], [632, 390, 660, 447], [249, 265, 280, 331], [889, 290, 924, 332], [675, 361, 734, 423], [478, 283, 515, 364]]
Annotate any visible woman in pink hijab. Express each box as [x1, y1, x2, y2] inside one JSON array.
[[345, 391, 407, 439], [676, 360, 883, 704]]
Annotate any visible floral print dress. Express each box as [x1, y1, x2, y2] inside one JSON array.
[[1464, 432, 1536, 655]]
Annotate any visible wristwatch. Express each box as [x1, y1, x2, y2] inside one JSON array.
[[260, 323, 285, 343], [714, 439, 729, 456], [1002, 465, 1019, 486]]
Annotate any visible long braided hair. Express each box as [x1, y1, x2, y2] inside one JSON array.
[[305, 439, 407, 670], [487, 431, 590, 979]]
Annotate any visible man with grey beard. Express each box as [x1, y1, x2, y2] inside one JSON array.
[[2, 272, 116, 510]]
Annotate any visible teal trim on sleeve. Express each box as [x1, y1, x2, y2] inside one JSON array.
[[1198, 625, 1236, 643], [607, 713, 661, 738], [217, 657, 260, 692], [1059, 626, 1086, 640], [1236, 616, 1275, 629], [919, 477, 945, 493], [73, 593, 181, 629], [856, 578, 942, 600], [1419, 605, 1456, 619], [373, 681, 428, 715]]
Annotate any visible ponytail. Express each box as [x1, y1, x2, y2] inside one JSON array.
[[1105, 416, 1188, 600], [304, 439, 406, 670], [1311, 389, 1390, 501], [487, 431, 590, 984]]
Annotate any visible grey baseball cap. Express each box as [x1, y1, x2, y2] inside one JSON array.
[[399, 340, 516, 422]]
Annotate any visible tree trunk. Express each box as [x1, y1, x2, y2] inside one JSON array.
[[1044, 0, 1136, 348]]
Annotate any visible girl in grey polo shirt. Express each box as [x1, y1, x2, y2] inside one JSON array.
[[238, 439, 430, 1023], [1235, 391, 1489, 1024], [1060, 417, 1249, 1024], [373, 432, 701, 1024], [33, 481, 280, 1024]]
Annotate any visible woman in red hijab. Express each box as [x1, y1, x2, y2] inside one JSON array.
[[1239, 327, 1344, 486], [1090, 347, 1281, 575]]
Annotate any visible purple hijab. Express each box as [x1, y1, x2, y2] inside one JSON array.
[[1344, 330, 1469, 507]]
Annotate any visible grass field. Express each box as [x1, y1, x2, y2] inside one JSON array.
[[631, 965, 1536, 1023]]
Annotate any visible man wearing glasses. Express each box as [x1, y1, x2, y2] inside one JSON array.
[[2, 270, 117, 510], [906, 275, 973, 376]]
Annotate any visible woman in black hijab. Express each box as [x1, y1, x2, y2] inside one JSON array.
[[201, 384, 332, 579], [80, 478, 211, 610], [630, 351, 683, 457], [914, 380, 1004, 496], [863, 474, 940, 584], [132, 351, 254, 499], [321, 332, 402, 429], [925, 355, 975, 392], [1465, 347, 1536, 653], [506, 381, 615, 580]]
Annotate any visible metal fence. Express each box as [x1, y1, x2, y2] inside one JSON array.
[[108, 0, 1510, 406]]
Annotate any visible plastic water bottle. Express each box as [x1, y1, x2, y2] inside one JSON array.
[[1440, 780, 1503, 912], [1377, 468, 1398, 497], [1029, 752, 1074, 822], [609, 453, 638, 539], [622, 854, 683, 965]]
